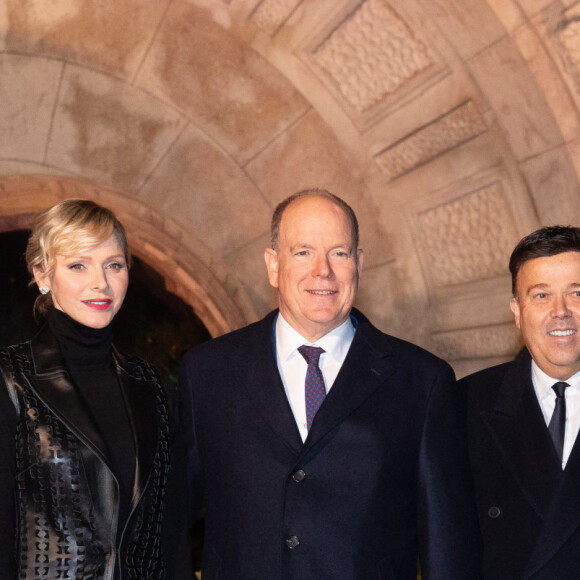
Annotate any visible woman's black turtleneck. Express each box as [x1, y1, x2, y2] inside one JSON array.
[[48, 308, 136, 536]]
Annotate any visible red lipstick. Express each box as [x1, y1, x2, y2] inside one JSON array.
[[82, 299, 112, 311]]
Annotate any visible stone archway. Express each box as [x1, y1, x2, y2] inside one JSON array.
[[0, 174, 257, 338], [4, 1, 580, 376]]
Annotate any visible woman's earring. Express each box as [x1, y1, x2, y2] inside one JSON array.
[[39, 286, 49, 295]]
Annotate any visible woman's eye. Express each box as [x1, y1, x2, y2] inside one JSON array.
[[68, 263, 84, 270]]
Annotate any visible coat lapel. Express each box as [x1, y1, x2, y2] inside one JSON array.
[[302, 312, 396, 453], [114, 349, 158, 509], [525, 399, 580, 576], [238, 312, 303, 455], [28, 325, 112, 468], [28, 325, 160, 510], [480, 351, 561, 521]]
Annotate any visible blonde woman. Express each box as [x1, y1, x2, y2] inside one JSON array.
[[0, 199, 189, 579]]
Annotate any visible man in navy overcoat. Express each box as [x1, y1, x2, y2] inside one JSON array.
[[461, 226, 580, 579], [181, 189, 480, 579]]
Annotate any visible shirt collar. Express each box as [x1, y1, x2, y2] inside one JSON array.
[[276, 313, 356, 364], [532, 359, 580, 399]]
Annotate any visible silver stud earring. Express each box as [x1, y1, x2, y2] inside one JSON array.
[[39, 286, 49, 295]]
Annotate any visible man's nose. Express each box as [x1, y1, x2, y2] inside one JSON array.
[[312, 254, 332, 278], [553, 295, 572, 318]]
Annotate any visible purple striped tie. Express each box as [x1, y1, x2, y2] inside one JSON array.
[[298, 345, 326, 430]]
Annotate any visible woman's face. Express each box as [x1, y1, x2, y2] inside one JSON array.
[[35, 234, 129, 329]]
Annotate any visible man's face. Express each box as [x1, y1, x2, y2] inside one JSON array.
[[265, 196, 363, 342], [511, 251, 580, 380]]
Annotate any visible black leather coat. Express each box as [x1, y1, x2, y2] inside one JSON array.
[[0, 324, 170, 580]]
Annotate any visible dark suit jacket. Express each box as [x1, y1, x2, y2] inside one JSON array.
[[461, 349, 580, 579], [181, 309, 480, 579]]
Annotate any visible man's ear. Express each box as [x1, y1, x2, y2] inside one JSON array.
[[510, 297, 521, 329], [356, 248, 364, 282], [264, 248, 279, 289]]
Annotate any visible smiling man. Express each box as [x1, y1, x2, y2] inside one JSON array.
[[181, 189, 481, 579], [461, 226, 580, 579]]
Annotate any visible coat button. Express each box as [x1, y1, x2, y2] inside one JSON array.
[[293, 469, 306, 482], [488, 506, 501, 519], [286, 536, 300, 549]]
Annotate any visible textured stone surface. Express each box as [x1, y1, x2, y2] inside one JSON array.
[[486, 0, 526, 32], [0, 0, 579, 374], [521, 144, 580, 225], [223, 232, 278, 318], [518, 0, 561, 17], [250, 0, 302, 36], [0, 53, 61, 162], [47, 66, 186, 193], [0, 0, 168, 77], [423, 0, 506, 59], [355, 260, 430, 348], [245, 109, 364, 206], [552, 4, 580, 84], [138, 122, 271, 254], [310, 0, 434, 113], [417, 181, 516, 287], [375, 100, 487, 180], [514, 18, 580, 143], [433, 289, 514, 333], [431, 323, 522, 361], [135, 1, 310, 164], [469, 36, 564, 161], [545, 2, 580, 110]]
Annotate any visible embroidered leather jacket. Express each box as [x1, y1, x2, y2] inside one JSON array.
[[0, 325, 170, 580]]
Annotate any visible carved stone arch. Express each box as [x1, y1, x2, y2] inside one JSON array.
[[0, 174, 257, 337]]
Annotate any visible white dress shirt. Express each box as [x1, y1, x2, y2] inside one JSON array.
[[532, 361, 580, 469], [275, 313, 355, 442]]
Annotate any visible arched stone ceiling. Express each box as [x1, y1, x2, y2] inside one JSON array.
[[1, 0, 580, 376]]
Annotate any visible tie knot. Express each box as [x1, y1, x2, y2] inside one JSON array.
[[553, 381, 569, 398], [298, 345, 325, 365]]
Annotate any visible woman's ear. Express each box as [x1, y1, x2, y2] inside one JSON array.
[[33, 267, 50, 294]]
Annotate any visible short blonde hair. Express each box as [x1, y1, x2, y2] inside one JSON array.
[[26, 198, 131, 317]]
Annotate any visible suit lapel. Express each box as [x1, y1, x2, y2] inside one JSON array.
[[302, 313, 396, 453], [238, 312, 303, 455], [480, 351, 561, 521]]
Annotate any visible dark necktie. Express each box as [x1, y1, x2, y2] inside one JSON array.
[[548, 381, 569, 461], [298, 345, 326, 431]]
